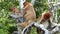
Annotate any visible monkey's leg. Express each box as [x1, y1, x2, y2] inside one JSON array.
[[36, 28, 45, 34], [36, 28, 41, 34]]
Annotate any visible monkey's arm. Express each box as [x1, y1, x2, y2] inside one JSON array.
[[20, 22, 28, 28]]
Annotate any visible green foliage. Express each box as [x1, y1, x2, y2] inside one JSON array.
[[30, 27, 37, 34], [34, 0, 48, 18], [0, 0, 18, 34]]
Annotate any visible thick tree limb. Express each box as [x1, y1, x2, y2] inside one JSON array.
[[21, 21, 60, 34]]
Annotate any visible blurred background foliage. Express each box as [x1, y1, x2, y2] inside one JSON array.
[[0, 0, 60, 34]]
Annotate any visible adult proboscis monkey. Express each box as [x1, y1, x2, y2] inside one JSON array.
[[37, 12, 51, 34], [9, 2, 36, 29]]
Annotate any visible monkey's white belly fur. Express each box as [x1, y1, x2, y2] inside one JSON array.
[[41, 21, 49, 28]]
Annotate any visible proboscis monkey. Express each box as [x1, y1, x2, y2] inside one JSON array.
[[9, 2, 36, 29], [37, 12, 51, 34], [19, 2, 36, 28]]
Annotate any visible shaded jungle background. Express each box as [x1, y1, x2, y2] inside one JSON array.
[[0, 0, 60, 34]]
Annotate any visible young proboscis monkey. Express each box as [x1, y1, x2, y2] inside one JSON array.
[[9, 2, 36, 29], [9, 7, 23, 17], [37, 12, 51, 34]]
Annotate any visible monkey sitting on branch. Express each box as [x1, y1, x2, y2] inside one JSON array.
[[19, 2, 36, 29], [36, 11, 60, 34], [9, 1, 36, 30], [10, 2, 36, 28], [36, 11, 52, 34], [21, 11, 60, 34]]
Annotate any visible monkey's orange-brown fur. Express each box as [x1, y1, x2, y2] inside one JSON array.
[[20, 2, 36, 28], [9, 7, 19, 13], [37, 12, 51, 23], [37, 12, 51, 34], [43, 12, 51, 20], [9, 2, 36, 28]]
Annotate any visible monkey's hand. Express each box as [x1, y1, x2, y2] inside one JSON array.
[[20, 22, 29, 28]]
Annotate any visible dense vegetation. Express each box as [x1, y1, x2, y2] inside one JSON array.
[[0, 0, 60, 34]]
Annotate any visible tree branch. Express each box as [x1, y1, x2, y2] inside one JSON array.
[[21, 21, 60, 34], [18, 0, 26, 34], [31, 0, 36, 5]]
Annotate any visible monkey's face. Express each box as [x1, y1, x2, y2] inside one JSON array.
[[23, 2, 29, 7], [38, 12, 51, 28], [38, 12, 51, 23], [9, 7, 19, 13], [41, 12, 51, 21], [9, 7, 25, 23], [9, 7, 15, 12]]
